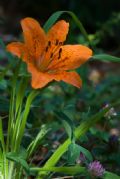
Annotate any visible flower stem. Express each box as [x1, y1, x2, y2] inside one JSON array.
[[37, 107, 110, 178]]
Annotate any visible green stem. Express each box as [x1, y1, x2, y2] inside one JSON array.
[[67, 11, 90, 43], [0, 117, 9, 179], [27, 124, 50, 159], [44, 11, 91, 44], [0, 118, 5, 152], [3, 155, 8, 179], [37, 107, 110, 178], [6, 87, 15, 152], [8, 162, 14, 179], [11, 77, 28, 151], [6, 60, 21, 152], [14, 90, 39, 151], [31, 166, 86, 175]]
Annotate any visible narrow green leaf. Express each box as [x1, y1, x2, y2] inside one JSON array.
[[92, 54, 120, 63], [27, 125, 50, 158], [41, 106, 110, 170], [6, 152, 30, 174], [77, 145, 93, 162], [55, 111, 75, 140], [68, 142, 92, 164], [40, 101, 120, 178], [15, 90, 39, 151], [15, 77, 28, 114], [31, 166, 86, 175], [0, 118, 5, 151], [43, 11, 64, 32], [67, 142, 80, 164], [6, 60, 22, 151], [11, 77, 28, 151], [43, 11, 90, 43], [104, 171, 120, 179], [74, 107, 110, 140], [0, 150, 4, 176]]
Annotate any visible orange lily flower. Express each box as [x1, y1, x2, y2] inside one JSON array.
[[6, 17, 92, 89]]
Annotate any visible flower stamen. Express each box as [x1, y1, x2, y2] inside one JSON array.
[[58, 48, 62, 59], [55, 39, 59, 45], [50, 52, 54, 58], [45, 41, 51, 52]]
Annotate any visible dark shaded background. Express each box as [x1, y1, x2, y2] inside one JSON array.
[[0, 0, 120, 52], [0, 0, 120, 32]]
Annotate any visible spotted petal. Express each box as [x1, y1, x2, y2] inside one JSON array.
[[47, 45, 92, 71], [28, 63, 82, 89], [21, 17, 47, 60], [47, 20, 69, 44]]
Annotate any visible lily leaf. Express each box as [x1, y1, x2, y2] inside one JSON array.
[[92, 54, 120, 63], [104, 171, 120, 179], [68, 142, 93, 164], [30, 166, 86, 175], [6, 151, 30, 175], [43, 11, 89, 42], [54, 111, 75, 141]]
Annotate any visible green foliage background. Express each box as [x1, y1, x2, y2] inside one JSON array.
[[0, 0, 120, 178]]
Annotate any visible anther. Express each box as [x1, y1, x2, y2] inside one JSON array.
[[48, 41, 51, 47], [59, 42, 63, 45], [58, 48, 62, 59], [50, 52, 54, 58], [45, 41, 51, 52], [55, 39, 59, 45], [45, 46, 49, 52]]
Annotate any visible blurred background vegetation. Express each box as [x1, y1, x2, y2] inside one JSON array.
[[0, 0, 120, 177], [0, 0, 120, 51]]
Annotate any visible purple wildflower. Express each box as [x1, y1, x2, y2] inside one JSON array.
[[88, 161, 105, 177]]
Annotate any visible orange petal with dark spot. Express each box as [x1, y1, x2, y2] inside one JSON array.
[[47, 20, 69, 44], [28, 62, 82, 89], [41, 20, 69, 69], [47, 45, 92, 71], [21, 17, 47, 60]]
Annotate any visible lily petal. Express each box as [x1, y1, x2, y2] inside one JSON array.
[[28, 63, 53, 89], [6, 42, 28, 61], [54, 71, 82, 88], [28, 62, 82, 89], [21, 17, 47, 60], [39, 20, 69, 71], [47, 45, 92, 71], [47, 20, 69, 44]]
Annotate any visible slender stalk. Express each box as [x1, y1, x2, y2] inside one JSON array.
[[6, 60, 21, 152], [7, 90, 39, 179], [37, 107, 110, 178], [31, 166, 86, 175], [27, 124, 51, 159], [14, 90, 39, 151], [0, 118, 8, 178], [8, 162, 14, 179], [6, 87, 15, 152]]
